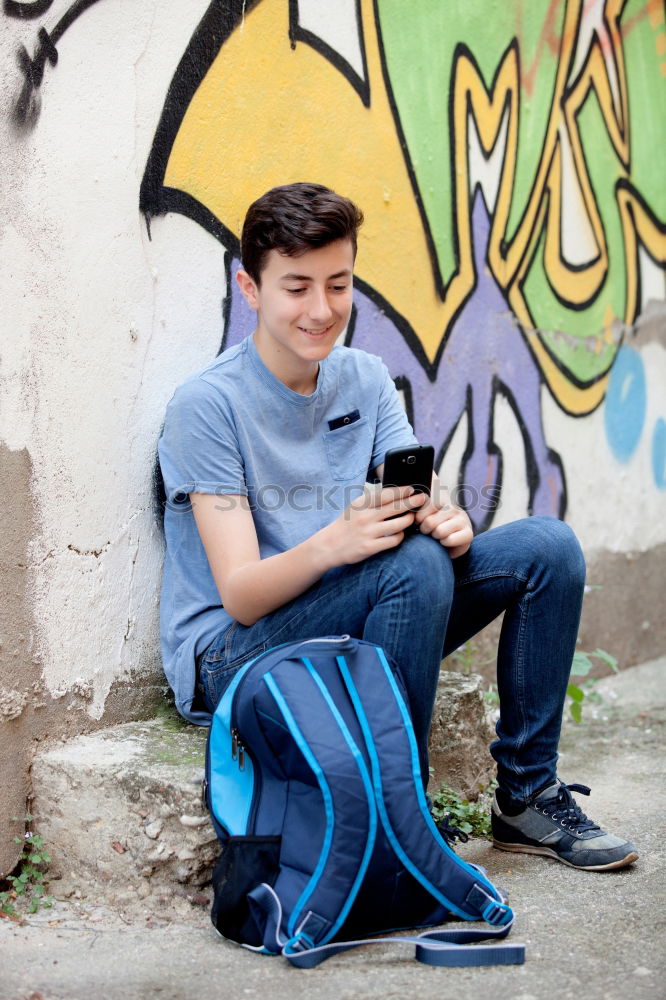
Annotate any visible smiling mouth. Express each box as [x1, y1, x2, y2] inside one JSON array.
[[299, 325, 333, 337]]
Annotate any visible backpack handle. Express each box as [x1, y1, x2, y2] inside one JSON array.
[[283, 634, 356, 657]]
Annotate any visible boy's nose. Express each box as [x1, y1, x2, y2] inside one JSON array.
[[308, 289, 334, 323]]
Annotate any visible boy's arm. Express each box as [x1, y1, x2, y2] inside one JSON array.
[[191, 487, 426, 626]]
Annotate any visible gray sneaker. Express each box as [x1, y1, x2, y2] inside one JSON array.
[[491, 781, 639, 871]]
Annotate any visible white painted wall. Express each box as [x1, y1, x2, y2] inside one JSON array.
[[1, 2, 222, 716]]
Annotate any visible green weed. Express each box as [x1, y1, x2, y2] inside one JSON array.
[[567, 647, 618, 722], [430, 782, 496, 839], [0, 815, 53, 916], [448, 639, 495, 676], [449, 631, 618, 725]]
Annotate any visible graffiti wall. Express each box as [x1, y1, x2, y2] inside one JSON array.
[[1, 0, 665, 870], [140, 0, 666, 531]]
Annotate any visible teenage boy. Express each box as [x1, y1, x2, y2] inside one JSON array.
[[159, 182, 637, 871]]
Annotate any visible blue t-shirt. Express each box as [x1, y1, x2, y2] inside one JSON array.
[[158, 333, 417, 722]]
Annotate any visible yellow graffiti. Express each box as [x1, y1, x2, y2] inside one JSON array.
[[617, 182, 666, 321], [450, 17, 611, 415], [452, 44, 519, 322], [165, 0, 463, 363]]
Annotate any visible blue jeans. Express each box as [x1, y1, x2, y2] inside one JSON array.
[[198, 516, 586, 802]]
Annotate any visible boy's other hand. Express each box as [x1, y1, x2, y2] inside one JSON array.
[[414, 494, 473, 559]]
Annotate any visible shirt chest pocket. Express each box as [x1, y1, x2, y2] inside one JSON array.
[[323, 416, 372, 482]]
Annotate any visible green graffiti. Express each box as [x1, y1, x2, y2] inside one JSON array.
[[378, 0, 665, 394], [376, 0, 565, 282], [624, 0, 666, 220]]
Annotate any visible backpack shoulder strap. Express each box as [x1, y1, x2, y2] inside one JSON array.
[[248, 643, 378, 953], [336, 642, 514, 927]]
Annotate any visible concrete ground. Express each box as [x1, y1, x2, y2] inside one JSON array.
[[2, 658, 664, 1000]]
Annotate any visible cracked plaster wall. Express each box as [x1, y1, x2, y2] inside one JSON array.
[[0, 3, 220, 873]]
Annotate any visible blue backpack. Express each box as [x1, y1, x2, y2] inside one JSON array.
[[203, 635, 525, 968]]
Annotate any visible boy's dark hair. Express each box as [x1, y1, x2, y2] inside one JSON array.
[[241, 182, 364, 284]]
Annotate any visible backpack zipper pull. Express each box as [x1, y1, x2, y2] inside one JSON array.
[[232, 728, 246, 770]]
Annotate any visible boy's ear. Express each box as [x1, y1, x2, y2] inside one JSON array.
[[236, 268, 259, 310]]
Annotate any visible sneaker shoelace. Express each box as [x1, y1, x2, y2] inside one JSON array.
[[538, 783, 602, 834], [435, 814, 469, 845]]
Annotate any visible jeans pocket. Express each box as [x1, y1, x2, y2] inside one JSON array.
[[200, 663, 239, 709], [201, 622, 238, 664], [200, 640, 266, 710]]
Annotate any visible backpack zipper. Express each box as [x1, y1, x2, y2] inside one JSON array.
[[231, 727, 246, 770], [228, 638, 355, 779], [203, 647, 278, 837]]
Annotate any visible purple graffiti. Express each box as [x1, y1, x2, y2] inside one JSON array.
[[221, 191, 565, 530], [223, 261, 256, 349], [349, 192, 566, 529]]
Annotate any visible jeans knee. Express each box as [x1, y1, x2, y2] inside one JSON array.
[[398, 532, 455, 602], [527, 516, 586, 589]]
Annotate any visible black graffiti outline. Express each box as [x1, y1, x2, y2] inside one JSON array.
[[140, 0, 262, 230], [8, 0, 106, 125], [539, 32, 612, 308], [435, 372, 567, 533], [494, 1, 578, 261], [615, 177, 666, 327], [538, 2, 660, 319], [603, 0, 630, 164], [445, 3, 622, 328], [288, 0, 370, 107], [514, 194, 619, 405], [488, 2, 631, 320], [458, 383, 498, 534], [489, 374, 567, 525], [4, 0, 54, 18], [453, 8, 642, 402], [371, 0, 448, 304]]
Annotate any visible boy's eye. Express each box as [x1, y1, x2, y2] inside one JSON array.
[[284, 283, 349, 295]]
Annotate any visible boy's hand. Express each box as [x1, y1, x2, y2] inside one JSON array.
[[414, 492, 473, 559], [325, 485, 426, 566]]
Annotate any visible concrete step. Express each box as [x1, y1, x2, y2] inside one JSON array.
[[30, 671, 494, 901], [31, 717, 215, 901]]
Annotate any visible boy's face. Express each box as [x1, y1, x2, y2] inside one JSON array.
[[236, 239, 355, 387]]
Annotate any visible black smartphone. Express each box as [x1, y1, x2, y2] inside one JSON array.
[[381, 445, 434, 495]]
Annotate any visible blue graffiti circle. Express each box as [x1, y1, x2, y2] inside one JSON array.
[[604, 347, 646, 463], [652, 418, 666, 490]]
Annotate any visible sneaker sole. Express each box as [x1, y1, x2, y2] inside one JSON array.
[[492, 838, 639, 871]]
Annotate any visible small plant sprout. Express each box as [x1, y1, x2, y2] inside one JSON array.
[[0, 814, 53, 916], [430, 782, 496, 839], [449, 640, 495, 676], [567, 648, 619, 723]]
